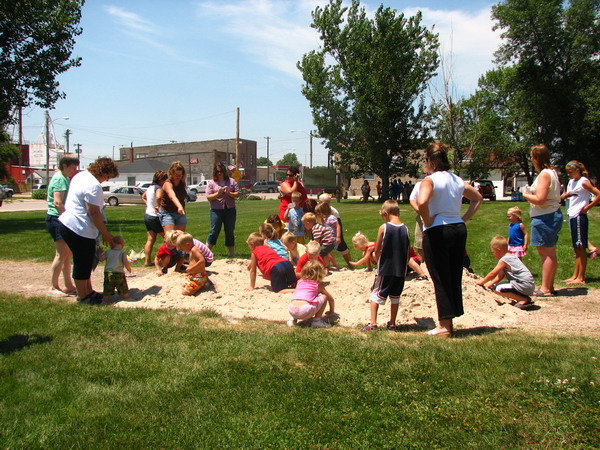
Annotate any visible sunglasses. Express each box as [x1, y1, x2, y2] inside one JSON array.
[[286, 174, 294, 177]]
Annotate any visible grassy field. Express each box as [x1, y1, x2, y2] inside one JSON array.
[[1, 199, 599, 447], [1, 198, 600, 287]]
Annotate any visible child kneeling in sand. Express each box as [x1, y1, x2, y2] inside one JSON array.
[[100, 235, 133, 301], [476, 235, 535, 309], [288, 260, 335, 328], [154, 230, 185, 276], [295, 240, 327, 279], [281, 231, 306, 266], [176, 232, 214, 296], [246, 232, 297, 292], [362, 200, 410, 331]]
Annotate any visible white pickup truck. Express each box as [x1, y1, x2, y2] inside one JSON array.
[[188, 180, 209, 194]]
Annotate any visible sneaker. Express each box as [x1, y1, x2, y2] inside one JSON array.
[[311, 318, 331, 328], [361, 323, 378, 331], [287, 318, 297, 327], [161, 267, 168, 274]]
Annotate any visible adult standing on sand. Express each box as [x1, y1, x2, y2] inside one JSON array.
[[142, 170, 168, 266], [418, 143, 482, 337], [159, 161, 187, 232], [206, 163, 240, 257], [46, 153, 80, 296], [522, 144, 563, 297], [58, 157, 119, 304], [279, 166, 307, 222]]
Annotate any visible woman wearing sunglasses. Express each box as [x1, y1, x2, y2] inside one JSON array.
[[205, 163, 239, 257], [279, 166, 307, 223]]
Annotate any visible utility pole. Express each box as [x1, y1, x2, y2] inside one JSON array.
[[264, 136, 271, 181], [235, 107, 240, 170], [64, 129, 72, 153], [75, 144, 82, 169], [45, 111, 50, 186], [309, 131, 313, 168]]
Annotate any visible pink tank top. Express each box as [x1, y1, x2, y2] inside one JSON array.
[[292, 279, 319, 303]]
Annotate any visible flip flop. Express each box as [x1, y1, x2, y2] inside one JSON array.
[[48, 288, 69, 297], [514, 299, 534, 310], [76, 291, 103, 305], [532, 289, 554, 297], [590, 248, 598, 260]]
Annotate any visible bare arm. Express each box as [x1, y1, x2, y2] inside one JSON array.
[[350, 246, 375, 266], [461, 182, 483, 222], [417, 177, 434, 228], [246, 253, 258, 290], [53, 190, 67, 215], [123, 252, 132, 273], [523, 171, 550, 206], [476, 260, 507, 288], [319, 284, 335, 314], [86, 203, 113, 246], [373, 224, 385, 261], [581, 180, 600, 213], [520, 223, 529, 251]]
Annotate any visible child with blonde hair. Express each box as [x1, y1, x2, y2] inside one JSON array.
[[246, 232, 297, 292], [476, 235, 535, 309], [318, 193, 352, 268], [259, 223, 288, 259], [288, 260, 335, 328], [362, 200, 410, 331], [350, 232, 376, 271], [154, 230, 185, 276], [302, 212, 336, 264], [176, 232, 214, 295], [506, 206, 528, 259], [100, 235, 133, 301], [283, 191, 305, 244], [281, 232, 306, 266], [295, 240, 326, 278]]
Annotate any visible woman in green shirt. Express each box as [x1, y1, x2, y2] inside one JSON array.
[[46, 154, 80, 296]]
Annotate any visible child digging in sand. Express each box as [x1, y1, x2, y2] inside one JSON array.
[[476, 235, 535, 309], [295, 240, 327, 279], [246, 232, 297, 293], [176, 232, 213, 296], [154, 230, 185, 276], [100, 235, 133, 301], [288, 260, 335, 328], [362, 200, 410, 331]]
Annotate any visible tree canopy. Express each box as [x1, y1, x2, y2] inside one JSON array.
[[0, 131, 19, 180], [298, 0, 439, 198], [256, 156, 273, 167], [491, 0, 600, 172], [276, 153, 301, 167], [0, 0, 84, 125]]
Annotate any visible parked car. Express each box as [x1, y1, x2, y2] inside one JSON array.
[[463, 179, 497, 203], [238, 179, 252, 190], [33, 184, 47, 191], [103, 186, 145, 206], [188, 180, 209, 194], [186, 188, 197, 202], [252, 181, 280, 193], [1, 184, 14, 197], [136, 181, 153, 192]]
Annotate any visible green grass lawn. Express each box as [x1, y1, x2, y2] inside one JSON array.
[[1, 199, 599, 447]]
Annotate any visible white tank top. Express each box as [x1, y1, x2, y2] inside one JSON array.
[[145, 185, 160, 216], [529, 168, 561, 217], [423, 171, 465, 230], [566, 176, 591, 218]]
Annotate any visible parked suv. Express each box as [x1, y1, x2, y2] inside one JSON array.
[[252, 181, 279, 193], [1, 184, 14, 197], [476, 180, 497, 201], [188, 180, 209, 194]]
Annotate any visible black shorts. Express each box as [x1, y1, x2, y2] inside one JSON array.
[[144, 214, 164, 234], [270, 261, 297, 293], [46, 215, 63, 242]]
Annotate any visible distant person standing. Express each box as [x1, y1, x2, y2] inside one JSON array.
[[361, 180, 371, 203], [376, 181, 382, 201], [279, 166, 307, 222], [206, 163, 239, 257]]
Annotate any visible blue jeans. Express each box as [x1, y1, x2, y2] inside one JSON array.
[[207, 207, 236, 248]]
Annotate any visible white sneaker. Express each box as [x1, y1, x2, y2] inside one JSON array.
[[287, 318, 297, 327]]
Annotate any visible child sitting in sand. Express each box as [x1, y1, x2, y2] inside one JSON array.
[[100, 235, 133, 301], [246, 232, 297, 293], [362, 200, 410, 331], [281, 232, 306, 266], [295, 240, 326, 279], [288, 260, 335, 328], [154, 230, 185, 276], [176, 232, 213, 296], [259, 223, 289, 259], [476, 235, 535, 309], [350, 232, 376, 271], [283, 191, 305, 244]]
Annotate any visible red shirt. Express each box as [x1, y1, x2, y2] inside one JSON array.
[[279, 180, 307, 221], [295, 253, 326, 274], [252, 245, 287, 280]]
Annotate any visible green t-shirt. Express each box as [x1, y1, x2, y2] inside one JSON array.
[[47, 172, 70, 217]]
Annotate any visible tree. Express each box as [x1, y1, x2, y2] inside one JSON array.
[[0, 0, 84, 125], [492, 0, 600, 173], [276, 153, 301, 167], [256, 156, 273, 166], [298, 0, 439, 200], [0, 131, 19, 180]]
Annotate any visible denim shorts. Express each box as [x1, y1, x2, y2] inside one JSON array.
[[46, 214, 63, 242], [530, 209, 563, 247], [144, 214, 164, 234], [159, 210, 187, 227]]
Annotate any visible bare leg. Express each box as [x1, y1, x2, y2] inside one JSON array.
[[144, 231, 158, 266], [536, 246, 558, 293], [369, 301, 379, 326], [389, 302, 399, 325], [566, 247, 587, 284]]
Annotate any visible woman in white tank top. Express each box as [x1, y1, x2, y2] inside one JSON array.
[[522, 144, 563, 296], [142, 171, 168, 266], [418, 143, 482, 337]]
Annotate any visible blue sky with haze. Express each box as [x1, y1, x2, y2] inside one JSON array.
[[15, 0, 501, 168]]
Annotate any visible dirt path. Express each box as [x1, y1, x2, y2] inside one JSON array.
[[1, 260, 598, 336]]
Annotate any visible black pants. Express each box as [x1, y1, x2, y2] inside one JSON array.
[[423, 223, 467, 320], [59, 223, 96, 280]]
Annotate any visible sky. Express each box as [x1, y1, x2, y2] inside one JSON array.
[[14, 0, 502, 169]]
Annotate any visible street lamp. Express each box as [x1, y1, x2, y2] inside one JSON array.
[[290, 130, 315, 168], [45, 111, 69, 186]]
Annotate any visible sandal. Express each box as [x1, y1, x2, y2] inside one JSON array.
[[361, 323, 378, 331], [416, 275, 429, 281], [532, 289, 554, 297], [590, 248, 598, 260], [76, 291, 103, 305], [48, 288, 69, 297], [514, 299, 534, 310], [427, 328, 452, 338], [386, 321, 397, 331]]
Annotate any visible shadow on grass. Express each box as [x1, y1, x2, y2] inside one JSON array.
[[0, 334, 53, 355], [554, 287, 589, 297], [454, 326, 505, 338]]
